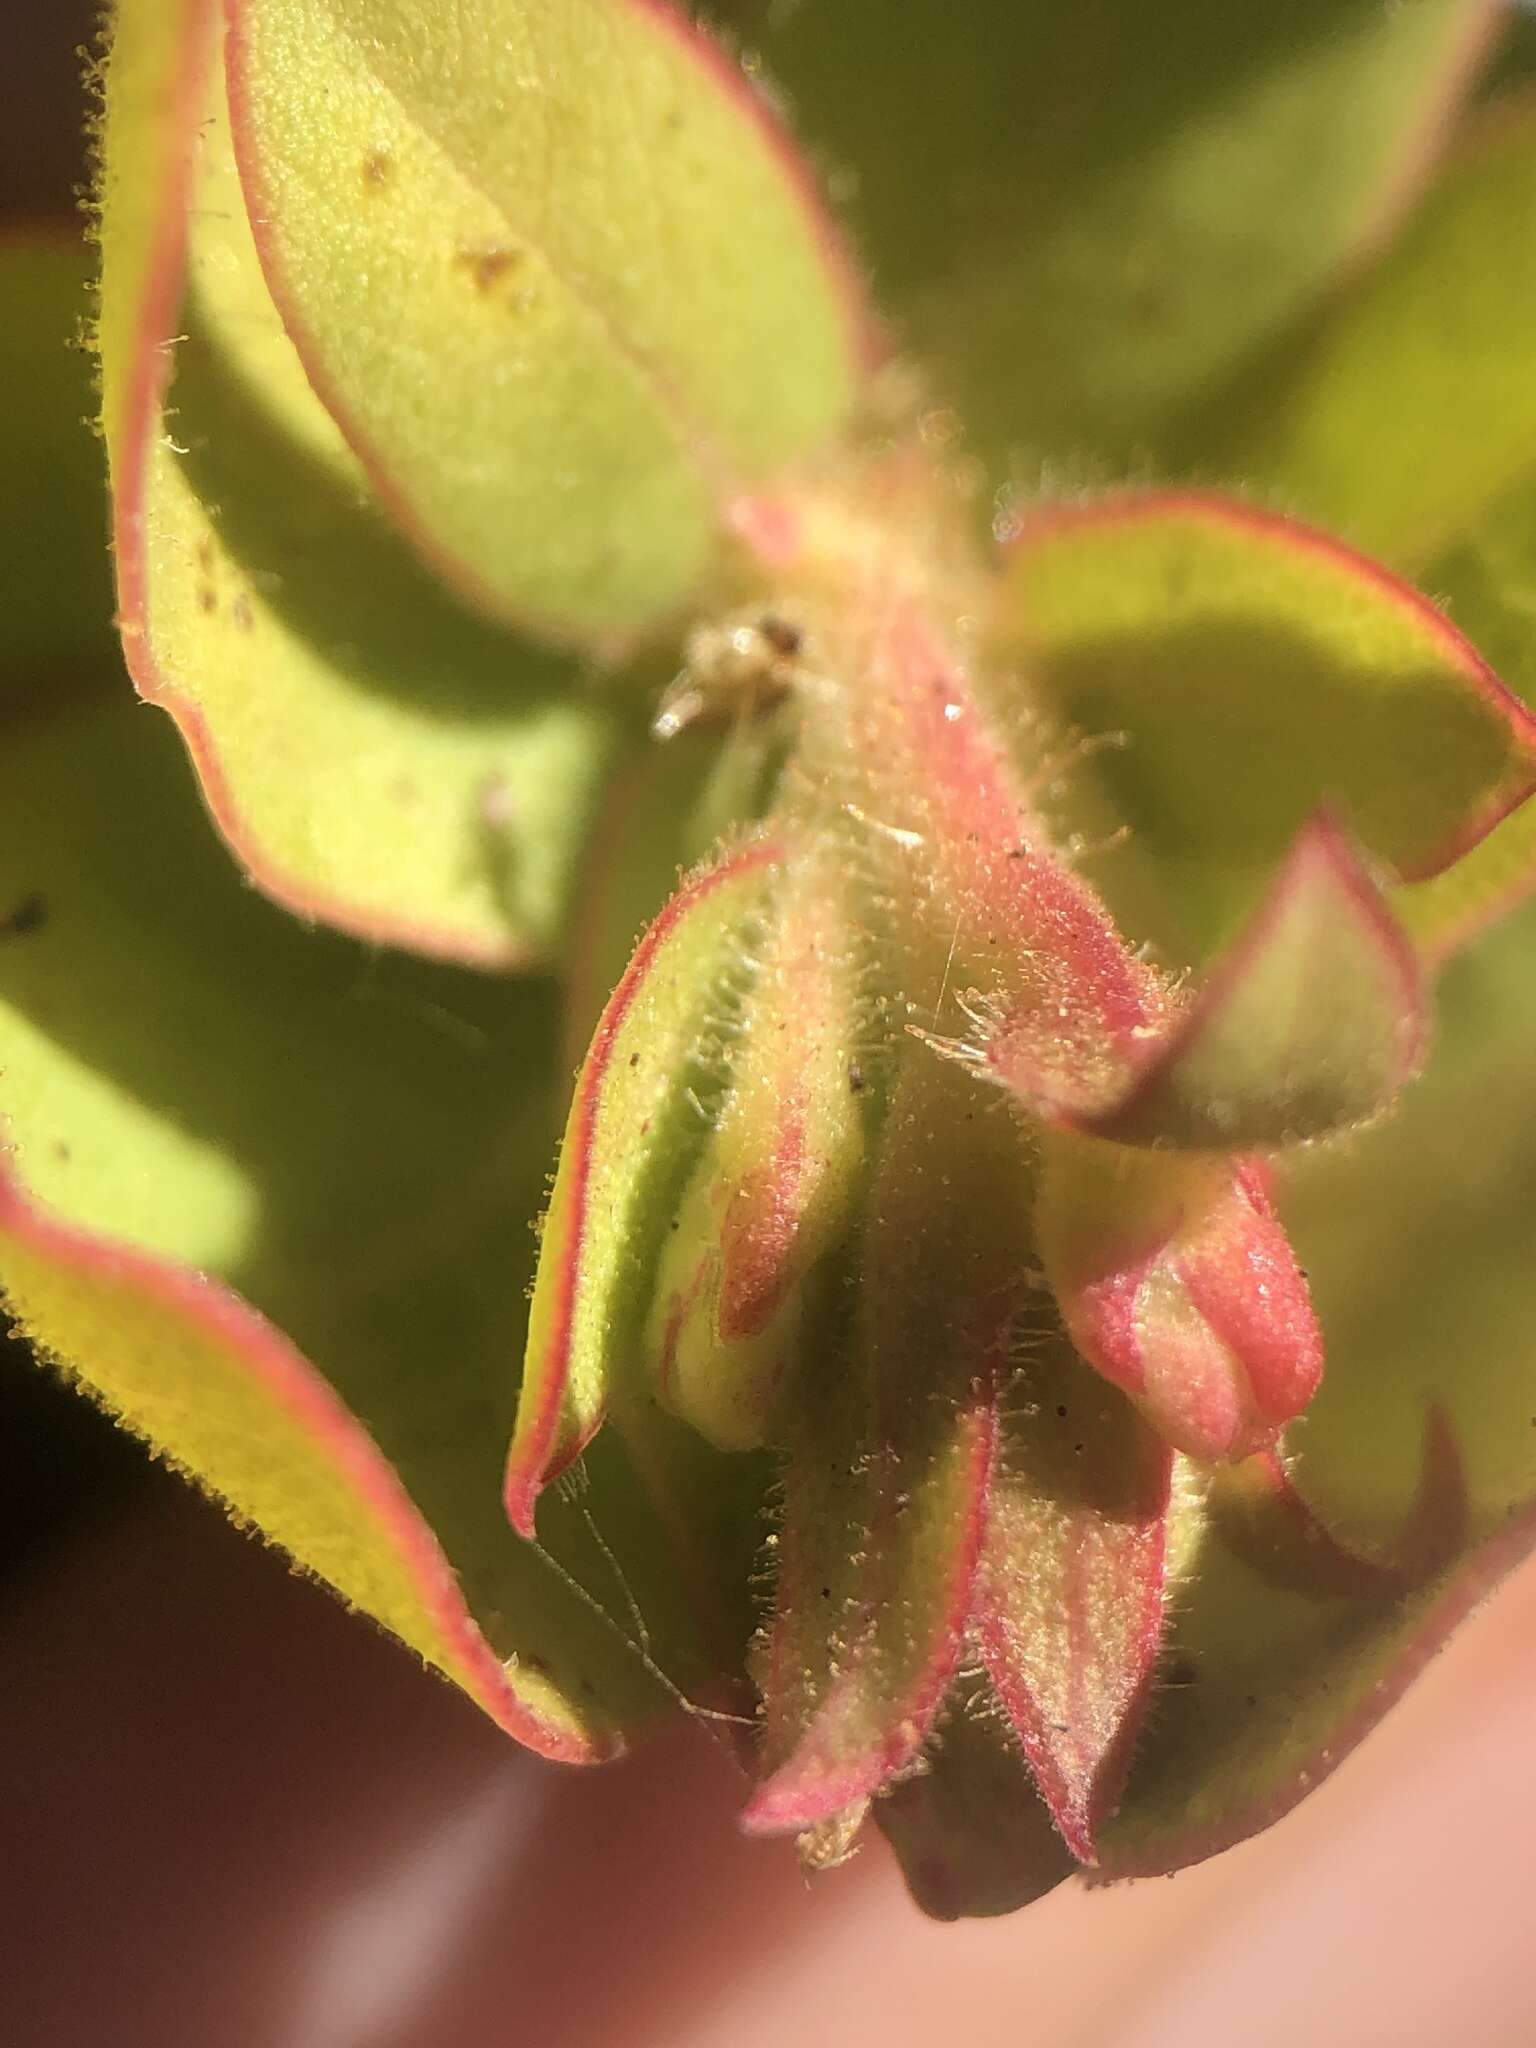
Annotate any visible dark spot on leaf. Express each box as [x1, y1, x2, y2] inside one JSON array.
[[457, 244, 525, 293], [362, 149, 393, 189], [1245, 1694, 1259, 1709], [52, 1141, 70, 1163], [1166, 1655, 1198, 1687], [0, 893, 48, 939], [231, 595, 254, 632], [1055, 1403, 1068, 1419], [820, 1586, 830, 1598], [847, 1061, 865, 1094], [197, 585, 217, 614], [630, 1052, 640, 1068]]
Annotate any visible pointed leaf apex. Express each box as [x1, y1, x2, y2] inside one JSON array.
[[505, 836, 783, 1536], [1088, 813, 1425, 1152]]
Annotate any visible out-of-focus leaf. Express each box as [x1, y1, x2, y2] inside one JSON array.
[[0, 689, 728, 1754], [225, 0, 866, 639], [713, 0, 1496, 472], [1205, 100, 1536, 565], [0, 239, 114, 683], [1100, 888, 1536, 1873], [1205, 101, 1536, 957], [98, 6, 619, 965], [1001, 491, 1536, 968]]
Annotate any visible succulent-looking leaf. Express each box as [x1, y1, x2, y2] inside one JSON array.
[[646, 846, 865, 1451], [720, 0, 1498, 474], [1211, 100, 1536, 957], [1001, 491, 1536, 968], [1037, 1136, 1323, 1464], [98, 2, 620, 965], [0, 1171, 597, 1760], [1086, 814, 1425, 1152], [225, 0, 866, 639], [506, 837, 783, 1537], [972, 1331, 1175, 1860], [0, 692, 704, 1757], [743, 1052, 1020, 1838]]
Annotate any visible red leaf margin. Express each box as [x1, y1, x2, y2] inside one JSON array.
[[0, 1152, 611, 1763], [1083, 810, 1427, 1151], [1002, 488, 1536, 888], [221, 0, 879, 645], [503, 834, 786, 1539], [1097, 1436, 1536, 1881], [106, 0, 548, 968]]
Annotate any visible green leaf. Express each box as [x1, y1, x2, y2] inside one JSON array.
[[0, 688, 710, 1754], [1086, 816, 1425, 1152], [1203, 99, 1536, 565], [744, 1051, 1019, 1839], [1209, 102, 1536, 958], [1001, 491, 1536, 967], [0, 238, 115, 684], [718, 0, 1495, 472], [506, 836, 783, 1535], [225, 0, 865, 639], [1100, 886, 1536, 1873], [98, 5, 619, 965], [972, 1330, 1174, 1861]]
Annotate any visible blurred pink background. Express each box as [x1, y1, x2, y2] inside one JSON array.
[[5, 1474, 1536, 2047]]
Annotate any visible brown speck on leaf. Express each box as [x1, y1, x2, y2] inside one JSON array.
[[52, 1141, 70, 1164], [0, 893, 48, 939], [848, 1061, 865, 1094], [231, 594, 254, 632], [457, 244, 524, 293], [197, 585, 217, 614], [196, 539, 214, 571], [362, 148, 393, 189]]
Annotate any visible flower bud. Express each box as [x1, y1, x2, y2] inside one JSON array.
[[1035, 1128, 1323, 1462]]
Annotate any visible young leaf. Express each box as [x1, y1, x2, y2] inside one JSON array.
[[98, 5, 620, 965], [744, 1053, 1022, 1838], [1086, 815, 1425, 1152], [225, 0, 866, 639], [506, 837, 783, 1536], [972, 1331, 1175, 1860], [1001, 491, 1536, 967], [645, 849, 866, 1453]]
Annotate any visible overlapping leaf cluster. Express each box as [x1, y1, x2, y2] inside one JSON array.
[[6, 0, 1536, 1917]]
